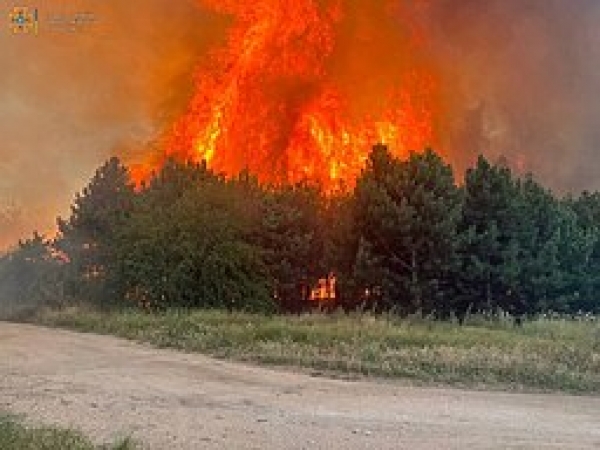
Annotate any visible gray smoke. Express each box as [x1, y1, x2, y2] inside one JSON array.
[[0, 0, 225, 249], [424, 0, 600, 191]]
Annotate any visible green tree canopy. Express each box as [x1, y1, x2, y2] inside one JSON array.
[[56, 156, 135, 304], [115, 160, 274, 312], [354, 145, 462, 314]]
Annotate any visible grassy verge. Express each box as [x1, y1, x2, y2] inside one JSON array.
[[29, 307, 599, 394], [0, 414, 136, 450]]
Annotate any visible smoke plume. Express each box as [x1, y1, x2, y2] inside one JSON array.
[[425, 0, 600, 190], [0, 0, 225, 249]]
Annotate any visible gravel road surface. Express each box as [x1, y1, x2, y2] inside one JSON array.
[[1, 323, 598, 449]]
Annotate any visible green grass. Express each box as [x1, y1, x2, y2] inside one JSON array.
[[0, 414, 136, 450], [28, 306, 600, 394]]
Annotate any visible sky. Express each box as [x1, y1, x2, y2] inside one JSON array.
[[0, 0, 220, 249]]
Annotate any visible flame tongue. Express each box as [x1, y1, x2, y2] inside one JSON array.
[[166, 0, 439, 191]]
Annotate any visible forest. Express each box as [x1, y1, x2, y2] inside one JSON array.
[[1, 145, 599, 318]]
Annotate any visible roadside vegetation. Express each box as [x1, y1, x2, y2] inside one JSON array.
[[2, 146, 600, 394], [31, 307, 600, 394], [3, 146, 600, 318], [0, 414, 136, 450]]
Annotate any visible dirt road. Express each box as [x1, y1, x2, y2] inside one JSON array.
[[0, 323, 598, 449]]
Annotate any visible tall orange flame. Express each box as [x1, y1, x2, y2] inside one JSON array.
[[144, 0, 441, 191]]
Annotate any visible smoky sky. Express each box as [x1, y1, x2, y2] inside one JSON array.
[[1, 0, 600, 250], [0, 0, 227, 249], [423, 0, 600, 190]]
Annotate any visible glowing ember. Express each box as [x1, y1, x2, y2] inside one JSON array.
[[151, 0, 440, 190]]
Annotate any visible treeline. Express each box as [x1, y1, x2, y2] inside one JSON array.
[[1, 145, 599, 317]]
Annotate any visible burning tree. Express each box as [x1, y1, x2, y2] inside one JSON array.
[[133, 0, 440, 191]]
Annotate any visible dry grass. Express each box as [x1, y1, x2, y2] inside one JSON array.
[[28, 306, 600, 394]]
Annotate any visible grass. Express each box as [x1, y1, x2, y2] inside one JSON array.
[[0, 414, 136, 450], [28, 306, 600, 394]]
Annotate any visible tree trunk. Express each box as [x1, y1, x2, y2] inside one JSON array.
[[411, 249, 421, 310]]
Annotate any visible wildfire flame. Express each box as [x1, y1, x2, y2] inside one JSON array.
[[137, 0, 441, 191]]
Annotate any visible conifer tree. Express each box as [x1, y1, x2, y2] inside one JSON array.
[[56, 157, 135, 304], [355, 145, 462, 314]]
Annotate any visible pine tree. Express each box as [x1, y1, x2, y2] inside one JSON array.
[[56, 157, 135, 304], [457, 156, 522, 315], [256, 183, 326, 312], [458, 159, 596, 316], [354, 145, 462, 314], [0, 233, 63, 309], [564, 192, 600, 313], [321, 193, 362, 309]]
